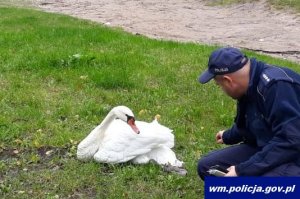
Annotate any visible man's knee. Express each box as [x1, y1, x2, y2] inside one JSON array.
[[197, 156, 211, 180]]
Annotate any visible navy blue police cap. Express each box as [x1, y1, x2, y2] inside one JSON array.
[[199, 47, 248, 84]]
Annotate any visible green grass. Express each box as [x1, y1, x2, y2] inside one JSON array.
[[268, 0, 300, 13], [204, 0, 300, 13], [0, 7, 299, 199], [204, 0, 259, 6]]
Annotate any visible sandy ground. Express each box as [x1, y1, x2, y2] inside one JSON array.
[[30, 0, 299, 63]]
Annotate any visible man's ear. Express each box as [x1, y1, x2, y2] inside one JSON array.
[[222, 75, 233, 85]]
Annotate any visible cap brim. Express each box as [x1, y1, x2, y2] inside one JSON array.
[[198, 70, 215, 84]]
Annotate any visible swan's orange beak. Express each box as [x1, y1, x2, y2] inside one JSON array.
[[127, 118, 140, 134]]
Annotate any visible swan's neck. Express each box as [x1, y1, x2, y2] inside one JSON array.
[[76, 110, 118, 159], [97, 110, 116, 138]]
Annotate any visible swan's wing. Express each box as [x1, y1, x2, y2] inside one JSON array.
[[93, 120, 153, 163], [132, 120, 183, 167], [93, 119, 177, 164], [136, 120, 175, 148]]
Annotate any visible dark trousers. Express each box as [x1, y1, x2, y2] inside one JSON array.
[[197, 143, 300, 180]]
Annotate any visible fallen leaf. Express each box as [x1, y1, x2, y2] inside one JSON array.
[[46, 150, 53, 156]]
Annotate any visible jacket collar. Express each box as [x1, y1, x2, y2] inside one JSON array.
[[235, 59, 266, 128], [246, 58, 265, 98]]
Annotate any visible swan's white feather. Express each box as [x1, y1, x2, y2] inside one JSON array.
[[93, 119, 179, 164], [77, 106, 183, 167]]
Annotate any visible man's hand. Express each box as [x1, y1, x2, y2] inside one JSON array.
[[225, 166, 237, 177], [216, 130, 225, 144]]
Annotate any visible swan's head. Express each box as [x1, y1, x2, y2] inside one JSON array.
[[112, 106, 140, 134]]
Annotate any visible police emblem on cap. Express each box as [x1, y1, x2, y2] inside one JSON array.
[[214, 68, 229, 73]]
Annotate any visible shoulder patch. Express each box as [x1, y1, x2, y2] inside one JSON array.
[[260, 66, 295, 87], [262, 73, 270, 82]]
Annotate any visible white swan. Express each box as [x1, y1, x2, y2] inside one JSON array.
[[77, 106, 183, 167]]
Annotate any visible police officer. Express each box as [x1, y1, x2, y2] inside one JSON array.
[[197, 47, 300, 179]]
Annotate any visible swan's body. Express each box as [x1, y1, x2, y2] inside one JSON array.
[[77, 106, 183, 167]]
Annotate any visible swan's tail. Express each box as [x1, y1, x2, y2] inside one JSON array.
[[139, 146, 184, 167]]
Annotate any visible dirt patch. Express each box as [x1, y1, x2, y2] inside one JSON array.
[[0, 145, 72, 175], [29, 0, 300, 63]]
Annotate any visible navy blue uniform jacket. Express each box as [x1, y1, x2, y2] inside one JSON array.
[[222, 58, 300, 176]]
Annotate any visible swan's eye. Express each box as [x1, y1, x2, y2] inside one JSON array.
[[125, 114, 135, 122]]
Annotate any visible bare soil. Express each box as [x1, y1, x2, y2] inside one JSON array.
[[32, 0, 300, 63]]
